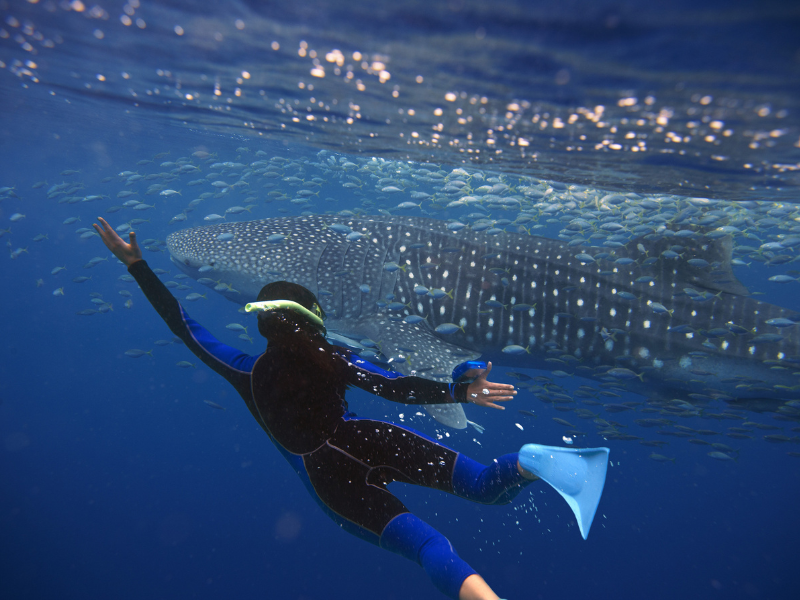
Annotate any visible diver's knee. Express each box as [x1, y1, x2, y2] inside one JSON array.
[[380, 512, 435, 559]]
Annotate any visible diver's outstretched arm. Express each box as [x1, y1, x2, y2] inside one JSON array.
[[344, 353, 515, 408], [94, 219, 260, 409]]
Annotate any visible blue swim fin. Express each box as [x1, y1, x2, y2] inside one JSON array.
[[518, 444, 610, 540]]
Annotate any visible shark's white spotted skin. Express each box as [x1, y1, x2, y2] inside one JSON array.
[[168, 215, 800, 415]]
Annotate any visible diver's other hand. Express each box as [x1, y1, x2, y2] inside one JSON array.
[[93, 217, 143, 267], [466, 362, 516, 410]]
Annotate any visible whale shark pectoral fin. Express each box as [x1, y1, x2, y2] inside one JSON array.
[[423, 403, 467, 429], [329, 316, 480, 429], [325, 331, 369, 352], [329, 316, 481, 380]]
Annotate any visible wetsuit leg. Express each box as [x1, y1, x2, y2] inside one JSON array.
[[452, 452, 530, 504], [300, 419, 532, 598], [301, 438, 411, 541], [302, 439, 477, 600], [380, 512, 476, 600], [329, 418, 531, 504]]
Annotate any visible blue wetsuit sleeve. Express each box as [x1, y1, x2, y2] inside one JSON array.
[[127, 260, 258, 386], [339, 350, 469, 404]]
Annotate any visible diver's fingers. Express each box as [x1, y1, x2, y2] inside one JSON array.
[[478, 362, 514, 388], [488, 393, 515, 408], [488, 382, 516, 391], [92, 218, 106, 236], [485, 391, 516, 400], [98, 217, 120, 242], [93, 221, 114, 247], [94, 218, 119, 243], [126, 231, 143, 263], [470, 393, 513, 409], [94, 218, 141, 265], [466, 380, 516, 400], [481, 382, 516, 395]]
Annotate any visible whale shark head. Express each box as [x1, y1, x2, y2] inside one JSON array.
[[168, 217, 336, 300]]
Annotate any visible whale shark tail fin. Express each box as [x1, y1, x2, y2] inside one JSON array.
[[518, 443, 610, 540]]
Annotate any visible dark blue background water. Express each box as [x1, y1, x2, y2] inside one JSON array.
[[2, 95, 799, 600]]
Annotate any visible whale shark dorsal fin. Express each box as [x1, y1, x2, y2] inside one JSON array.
[[619, 232, 749, 296], [330, 315, 480, 429], [687, 234, 749, 296]]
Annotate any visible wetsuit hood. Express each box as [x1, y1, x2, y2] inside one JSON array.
[[249, 281, 326, 339]]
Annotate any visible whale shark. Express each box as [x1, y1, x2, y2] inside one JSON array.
[[166, 215, 800, 427]]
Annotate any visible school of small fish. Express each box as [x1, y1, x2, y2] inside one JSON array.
[[3, 144, 800, 464]]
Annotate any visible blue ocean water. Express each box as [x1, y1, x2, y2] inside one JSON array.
[[2, 2, 800, 600]]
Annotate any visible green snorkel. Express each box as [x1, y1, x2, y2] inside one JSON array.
[[245, 299, 325, 330]]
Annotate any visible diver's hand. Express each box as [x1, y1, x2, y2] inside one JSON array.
[[465, 362, 516, 410], [93, 217, 143, 267]]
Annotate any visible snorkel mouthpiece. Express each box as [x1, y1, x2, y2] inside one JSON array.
[[245, 300, 325, 330]]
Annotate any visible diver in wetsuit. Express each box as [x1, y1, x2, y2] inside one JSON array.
[[95, 217, 610, 600]]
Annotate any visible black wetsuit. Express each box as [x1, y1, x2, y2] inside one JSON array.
[[130, 260, 530, 599]]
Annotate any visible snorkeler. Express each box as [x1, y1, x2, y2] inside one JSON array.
[[94, 217, 609, 600]]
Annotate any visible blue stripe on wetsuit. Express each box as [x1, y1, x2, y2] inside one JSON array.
[[182, 311, 258, 374], [381, 513, 477, 600], [128, 259, 264, 426]]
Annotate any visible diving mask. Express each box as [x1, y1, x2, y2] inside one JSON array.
[[245, 299, 325, 330]]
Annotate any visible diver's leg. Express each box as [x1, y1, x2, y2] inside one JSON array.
[[380, 512, 499, 600], [331, 418, 533, 504], [301, 440, 496, 599], [451, 452, 534, 504]]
